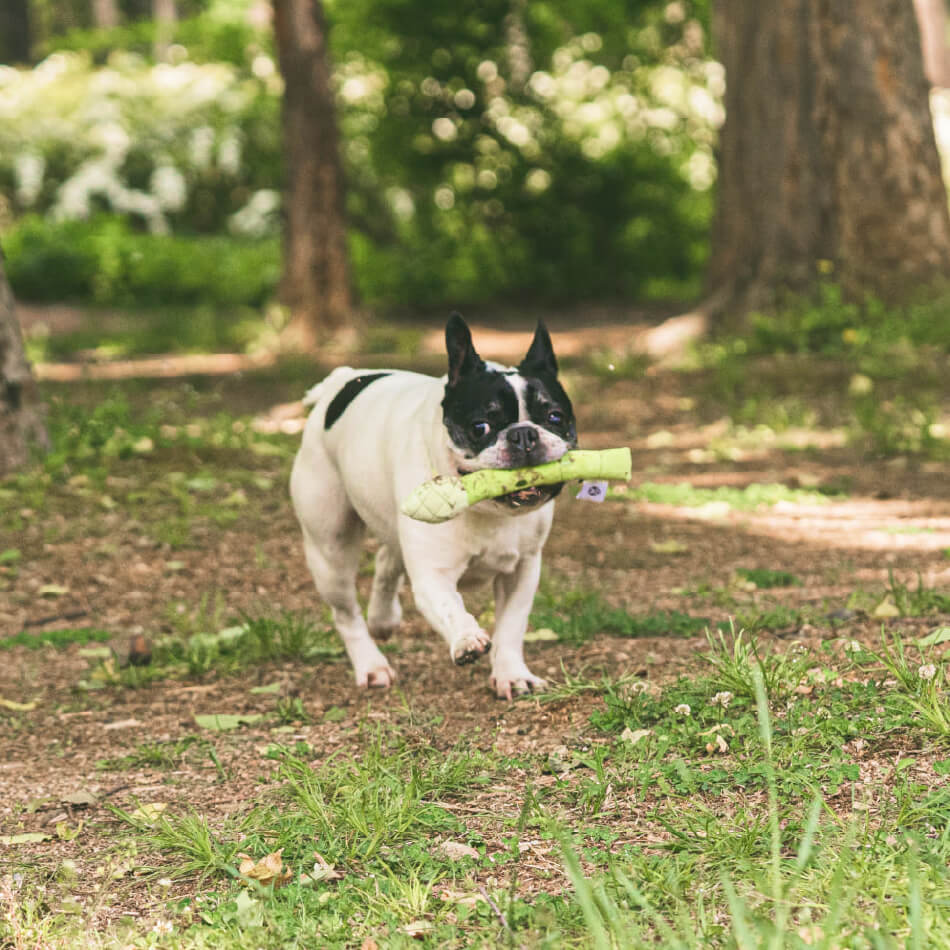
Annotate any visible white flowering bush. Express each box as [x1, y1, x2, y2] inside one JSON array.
[[0, 50, 282, 235]]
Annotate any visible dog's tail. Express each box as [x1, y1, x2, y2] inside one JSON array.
[[301, 366, 359, 409]]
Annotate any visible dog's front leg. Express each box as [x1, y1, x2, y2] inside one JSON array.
[[409, 569, 491, 665], [490, 553, 546, 700]]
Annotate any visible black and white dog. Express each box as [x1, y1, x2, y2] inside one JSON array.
[[290, 314, 577, 699]]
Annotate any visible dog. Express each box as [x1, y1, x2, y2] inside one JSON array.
[[289, 313, 577, 699]]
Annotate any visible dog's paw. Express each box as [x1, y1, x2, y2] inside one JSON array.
[[451, 629, 491, 666], [355, 661, 396, 689], [490, 668, 546, 701]]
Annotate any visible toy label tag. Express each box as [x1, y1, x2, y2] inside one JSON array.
[[576, 480, 608, 502]]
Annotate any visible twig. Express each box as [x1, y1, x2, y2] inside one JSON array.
[[101, 783, 132, 799], [477, 884, 509, 931], [23, 609, 88, 628]]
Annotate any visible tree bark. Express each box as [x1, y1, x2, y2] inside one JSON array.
[[914, 0, 950, 87], [272, 0, 353, 347], [153, 0, 178, 61], [708, 0, 950, 324], [0, 0, 32, 64], [92, 0, 121, 30], [0, 253, 48, 476]]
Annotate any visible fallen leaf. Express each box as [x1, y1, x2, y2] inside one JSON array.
[[0, 697, 38, 711], [103, 718, 142, 731], [232, 890, 263, 927], [298, 851, 343, 885], [620, 727, 652, 746], [360, 940, 379, 950], [873, 597, 901, 618], [62, 790, 97, 807], [919, 627, 950, 647], [78, 646, 113, 659], [38, 584, 69, 597], [437, 886, 486, 908], [437, 840, 479, 861], [237, 849, 292, 888], [249, 682, 282, 695], [402, 920, 433, 938], [523, 627, 559, 642], [649, 539, 689, 555], [322, 706, 347, 723], [0, 832, 51, 844], [127, 802, 168, 824], [194, 713, 264, 731], [705, 734, 729, 754]]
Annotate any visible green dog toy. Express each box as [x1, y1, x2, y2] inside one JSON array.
[[400, 448, 632, 523]]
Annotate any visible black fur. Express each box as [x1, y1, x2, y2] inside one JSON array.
[[324, 373, 391, 429]]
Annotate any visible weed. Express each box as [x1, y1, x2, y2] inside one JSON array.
[[702, 626, 810, 702], [886, 571, 950, 617]]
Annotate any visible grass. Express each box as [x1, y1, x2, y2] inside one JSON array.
[[530, 587, 710, 644], [7, 622, 950, 946], [11, 633, 949, 947], [626, 481, 835, 510], [0, 626, 111, 651]]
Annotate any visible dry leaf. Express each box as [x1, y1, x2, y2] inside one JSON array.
[[62, 790, 97, 807], [360, 940, 379, 950], [620, 727, 652, 746], [705, 734, 729, 754], [128, 802, 168, 824], [237, 849, 293, 888], [437, 840, 479, 861], [873, 598, 901, 618], [402, 920, 433, 938], [298, 851, 343, 885], [0, 697, 37, 711]]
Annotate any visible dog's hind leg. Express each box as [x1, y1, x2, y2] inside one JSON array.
[[367, 544, 404, 641], [290, 449, 395, 688]]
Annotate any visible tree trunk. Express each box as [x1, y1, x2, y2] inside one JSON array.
[[0, 0, 32, 64], [92, 0, 121, 30], [0, 254, 48, 476], [914, 0, 950, 87], [153, 0, 177, 61], [272, 0, 353, 348], [708, 0, 950, 324]]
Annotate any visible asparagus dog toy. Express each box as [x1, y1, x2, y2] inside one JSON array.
[[401, 447, 632, 523]]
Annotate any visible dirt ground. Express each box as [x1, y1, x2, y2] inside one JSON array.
[[2, 322, 950, 932]]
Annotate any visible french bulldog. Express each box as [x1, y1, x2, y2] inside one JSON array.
[[289, 313, 577, 699]]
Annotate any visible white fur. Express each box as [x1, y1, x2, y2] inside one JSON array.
[[289, 367, 556, 699]]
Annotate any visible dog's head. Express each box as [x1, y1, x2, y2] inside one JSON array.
[[441, 313, 577, 510]]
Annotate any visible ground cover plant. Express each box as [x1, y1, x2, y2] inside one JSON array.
[[2, 322, 950, 947]]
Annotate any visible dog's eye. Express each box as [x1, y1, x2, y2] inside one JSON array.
[[547, 409, 564, 426], [471, 421, 491, 438]]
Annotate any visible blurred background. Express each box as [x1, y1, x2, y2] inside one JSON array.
[[2, 0, 950, 464]]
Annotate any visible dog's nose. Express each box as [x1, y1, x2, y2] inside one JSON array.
[[506, 425, 539, 452]]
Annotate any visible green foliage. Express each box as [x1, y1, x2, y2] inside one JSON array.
[[531, 586, 708, 644], [2, 1, 718, 307], [4, 215, 279, 306], [0, 627, 111, 651]]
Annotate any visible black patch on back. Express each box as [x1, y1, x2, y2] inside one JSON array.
[[324, 373, 391, 429]]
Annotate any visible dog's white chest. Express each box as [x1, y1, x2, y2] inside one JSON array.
[[461, 545, 521, 586]]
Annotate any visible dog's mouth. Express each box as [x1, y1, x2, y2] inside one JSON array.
[[497, 483, 563, 509]]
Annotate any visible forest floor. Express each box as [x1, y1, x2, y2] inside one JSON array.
[[2, 312, 950, 947]]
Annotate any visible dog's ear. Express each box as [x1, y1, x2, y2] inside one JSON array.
[[446, 312, 483, 386], [519, 321, 558, 377]]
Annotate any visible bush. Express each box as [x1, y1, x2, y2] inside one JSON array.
[[3, 214, 279, 306]]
